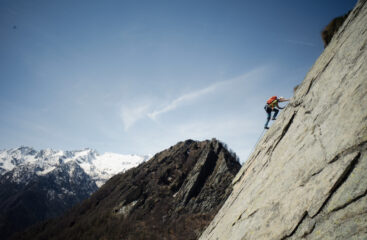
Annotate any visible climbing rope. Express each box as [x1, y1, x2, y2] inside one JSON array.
[[245, 128, 265, 162]]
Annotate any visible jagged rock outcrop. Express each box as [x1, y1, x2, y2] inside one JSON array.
[[14, 139, 241, 240], [199, 1, 367, 240]]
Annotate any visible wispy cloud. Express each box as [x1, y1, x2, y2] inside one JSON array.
[[120, 103, 150, 131], [147, 81, 227, 120], [119, 66, 269, 130], [148, 67, 267, 120], [119, 82, 224, 131]]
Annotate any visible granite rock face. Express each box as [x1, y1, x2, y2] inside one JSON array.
[[15, 139, 241, 240], [200, 1, 367, 240]]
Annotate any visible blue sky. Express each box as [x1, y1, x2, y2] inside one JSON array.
[[0, 0, 356, 162]]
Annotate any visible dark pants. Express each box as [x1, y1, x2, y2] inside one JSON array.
[[264, 105, 279, 128]]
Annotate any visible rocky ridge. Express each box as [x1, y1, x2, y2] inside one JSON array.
[[199, 1, 367, 239], [14, 139, 241, 240]]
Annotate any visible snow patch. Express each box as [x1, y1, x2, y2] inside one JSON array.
[[37, 167, 56, 176], [0, 146, 149, 188]]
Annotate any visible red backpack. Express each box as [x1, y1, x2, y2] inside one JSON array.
[[267, 96, 277, 104]]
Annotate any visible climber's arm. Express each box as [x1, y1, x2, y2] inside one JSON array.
[[276, 102, 285, 109]]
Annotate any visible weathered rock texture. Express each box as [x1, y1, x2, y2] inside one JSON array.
[[200, 1, 367, 240], [14, 139, 241, 240]]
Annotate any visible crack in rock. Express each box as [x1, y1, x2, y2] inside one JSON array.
[[305, 56, 334, 96], [281, 150, 362, 239], [272, 112, 297, 151], [280, 211, 309, 240], [330, 188, 367, 213], [312, 152, 361, 218]]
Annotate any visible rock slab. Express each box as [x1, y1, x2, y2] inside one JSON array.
[[199, 1, 367, 239]]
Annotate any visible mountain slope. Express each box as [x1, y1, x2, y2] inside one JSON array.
[[0, 161, 97, 240], [199, 1, 367, 239], [14, 139, 241, 240], [0, 147, 147, 240], [0, 147, 148, 187]]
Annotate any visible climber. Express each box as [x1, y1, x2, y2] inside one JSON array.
[[264, 96, 289, 129]]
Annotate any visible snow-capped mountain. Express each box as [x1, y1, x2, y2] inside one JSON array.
[[0, 146, 149, 240], [0, 146, 149, 187]]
